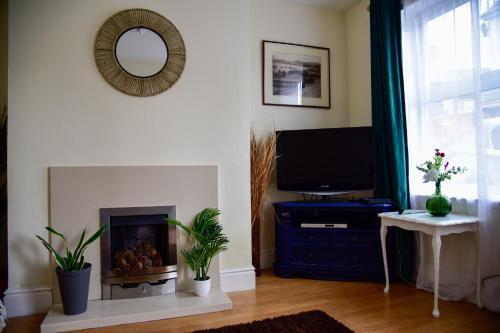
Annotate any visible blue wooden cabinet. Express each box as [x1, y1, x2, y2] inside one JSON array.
[[273, 201, 397, 281]]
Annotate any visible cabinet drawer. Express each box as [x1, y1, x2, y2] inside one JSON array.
[[291, 247, 382, 269], [344, 249, 382, 269], [291, 229, 333, 245], [291, 247, 334, 265], [333, 230, 379, 246], [292, 228, 379, 247]]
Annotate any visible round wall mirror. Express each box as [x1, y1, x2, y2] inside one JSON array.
[[115, 27, 168, 78], [95, 9, 186, 97]]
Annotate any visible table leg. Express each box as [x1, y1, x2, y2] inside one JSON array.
[[432, 233, 441, 318], [380, 223, 389, 293], [475, 231, 483, 308], [419, 232, 425, 274]]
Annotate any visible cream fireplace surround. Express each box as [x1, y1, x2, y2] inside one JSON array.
[[31, 165, 236, 332], [4, 164, 256, 323], [49, 165, 221, 301]]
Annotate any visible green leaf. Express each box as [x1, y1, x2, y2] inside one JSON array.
[[73, 229, 86, 258], [45, 226, 67, 243], [46, 226, 71, 258], [36, 224, 108, 272], [171, 208, 228, 280], [78, 255, 85, 271], [70, 229, 87, 269], [77, 224, 108, 257], [36, 235, 67, 271], [166, 219, 192, 235], [66, 250, 75, 268]]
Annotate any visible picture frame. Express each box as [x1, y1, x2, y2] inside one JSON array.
[[262, 40, 331, 109]]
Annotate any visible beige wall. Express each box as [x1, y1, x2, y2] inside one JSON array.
[[250, 0, 350, 255], [250, 0, 373, 257], [8, 0, 251, 290], [7, 0, 374, 290], [346, 0, 372, 126]]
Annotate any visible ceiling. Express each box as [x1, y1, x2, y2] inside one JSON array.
[[284, 0, 362, 11]]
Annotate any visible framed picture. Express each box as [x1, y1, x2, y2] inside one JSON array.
[[262, 40, 330, 109]]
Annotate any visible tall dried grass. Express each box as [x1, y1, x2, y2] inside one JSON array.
[[250, 130, 276, 227]]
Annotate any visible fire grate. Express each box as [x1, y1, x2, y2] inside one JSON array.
[[100, 206, 177, 299]]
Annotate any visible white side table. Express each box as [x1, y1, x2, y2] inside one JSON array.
[[379, 212, 483, 318]]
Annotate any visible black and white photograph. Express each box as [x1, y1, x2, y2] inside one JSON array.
[[263, 40, 330, 108], [272, 52, 321, 98]]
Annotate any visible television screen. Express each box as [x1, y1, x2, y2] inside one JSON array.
[[276, 127, 375, 192]]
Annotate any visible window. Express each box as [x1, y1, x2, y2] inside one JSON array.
[[402, 0, 500, 199]]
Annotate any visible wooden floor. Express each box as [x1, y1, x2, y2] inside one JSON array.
[[5, 270, 500, 333]]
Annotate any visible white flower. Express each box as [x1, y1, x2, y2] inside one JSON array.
[[423, 168, 439, 183]]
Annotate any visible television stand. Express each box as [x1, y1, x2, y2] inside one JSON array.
[[273, 200, 397, 281], [299, 190, 359, 196]]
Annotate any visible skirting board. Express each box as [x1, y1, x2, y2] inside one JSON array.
[[220, 266, 255, 292], [4, 266, 254, 318], [260, 249, 275, 270], [3, 287, 53, 318]]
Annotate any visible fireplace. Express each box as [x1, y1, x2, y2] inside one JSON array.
[[100, 206, 177, 300]]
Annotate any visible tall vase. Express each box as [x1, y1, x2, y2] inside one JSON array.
[[251, 216, 261, 277], [426, 181, 452, 216]]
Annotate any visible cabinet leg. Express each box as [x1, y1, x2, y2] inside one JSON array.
[[432, 233, 441, 318], [380, 224, 389, 294]]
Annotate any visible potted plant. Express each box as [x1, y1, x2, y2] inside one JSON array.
[[36, 225, 108, 315], [417, 149, 466, 216], [167, 208, 229, 296]]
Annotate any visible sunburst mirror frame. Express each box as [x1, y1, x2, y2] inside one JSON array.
[[95, 8, 186, 97]]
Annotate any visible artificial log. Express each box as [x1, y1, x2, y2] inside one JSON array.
[[114, 242, 163, 274]]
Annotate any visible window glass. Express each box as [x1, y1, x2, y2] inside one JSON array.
[[403, 0, 500, 199]]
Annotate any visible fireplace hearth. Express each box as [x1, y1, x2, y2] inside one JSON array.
[[100, 206, 177, 300]]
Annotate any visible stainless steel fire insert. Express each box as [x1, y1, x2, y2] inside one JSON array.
[[100, 206, 177, 300]]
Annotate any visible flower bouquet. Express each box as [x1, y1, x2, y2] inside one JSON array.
[[417, 149, 466, 216]]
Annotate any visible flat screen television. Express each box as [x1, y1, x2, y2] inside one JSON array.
[[276, 127, 375, 193]]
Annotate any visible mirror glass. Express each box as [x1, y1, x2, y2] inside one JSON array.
[[115, 27, 168, 77]]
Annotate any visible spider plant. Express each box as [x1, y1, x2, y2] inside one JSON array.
[[36, 224, 108, 272], [167, 208, 229, 281]]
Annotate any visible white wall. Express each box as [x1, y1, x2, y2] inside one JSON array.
[[8, 0, 251, 291], [7, 0, 374, 297], [346, 0, 371, 126], [250, 0, 350, 257]]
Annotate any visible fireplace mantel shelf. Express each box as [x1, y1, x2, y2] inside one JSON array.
[[40, 288, 232, 333]]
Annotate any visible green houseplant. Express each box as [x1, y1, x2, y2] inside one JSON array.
[[167, 208, 229, 296], [36, 224, 108, 315]]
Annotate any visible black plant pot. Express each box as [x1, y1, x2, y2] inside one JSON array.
[[56, 263, 91, 315]]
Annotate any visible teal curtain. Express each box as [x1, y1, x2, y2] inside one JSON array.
[[370, 0, 414, 280]]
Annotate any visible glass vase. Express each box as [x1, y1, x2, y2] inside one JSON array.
[[426, 181, 452, 216]]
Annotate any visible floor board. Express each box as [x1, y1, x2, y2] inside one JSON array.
[[5, 270, 500, 333]]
